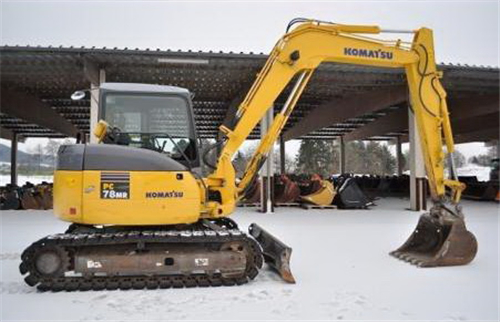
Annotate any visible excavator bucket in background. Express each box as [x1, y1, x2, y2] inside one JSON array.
[[274, 175, 300, 204], [248, 223, 295, 283], [299, 180, 336, 206], [242, 179, 261, 204], [390, 210, 478, 267]]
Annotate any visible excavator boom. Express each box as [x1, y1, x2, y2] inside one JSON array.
[[207, 19, 477, 269]]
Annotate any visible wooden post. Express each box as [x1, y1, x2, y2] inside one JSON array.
[[339, 136, 346, 174], [409, 109, 427, 211], [260, 108, 275, 213], [279, 135, 286, 175], [10, 133, 18, 186], [89, 68, 106, 143]]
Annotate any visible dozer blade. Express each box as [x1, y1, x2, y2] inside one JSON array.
[[390, 210, 478, 267], [248, 223, 295, 283]]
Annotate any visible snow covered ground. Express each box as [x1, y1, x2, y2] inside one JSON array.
[[0, 175, 52, 186], [1, 198, 498, 321]]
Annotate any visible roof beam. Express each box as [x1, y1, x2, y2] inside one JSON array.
[[1, 88, 79, 137], [0, 127, 16, 140], [283, 86, 407, 141], [452, 112, 499, 134], [454, 128, 499, 143], [344, 108, 408, 141], [83, 58, 101, 84], [449, 94, 499, 119], [0, 127, 25, 142], [400, 112, 499, 143], [216, 89, 248, 140], [344, 93, 499, 141]]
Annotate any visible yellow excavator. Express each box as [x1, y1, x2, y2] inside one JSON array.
[[20, 19, 477, 291]]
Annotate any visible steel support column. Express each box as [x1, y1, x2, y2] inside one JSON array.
[[89, 70, 106, 143], [409, 110, 426, 211], [10, 133, 18, 186], [339, 136, 346, 174], [85, 59, 106, 143], [1, 88, 79, 138], [260, 108, 274, 213], [279, 135, 286, 175]]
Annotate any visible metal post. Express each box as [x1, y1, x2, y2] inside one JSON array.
[[339, 136, 346, 174], [279, 135, 286, 175], [396, 136, 403, 176], [89, 69, 106, 143], [409, 109, 426, 211], [260, 107, 274, 213], [10, 133, 18, 186]]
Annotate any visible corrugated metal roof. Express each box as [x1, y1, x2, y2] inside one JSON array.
[[1, 45, 498, 140]]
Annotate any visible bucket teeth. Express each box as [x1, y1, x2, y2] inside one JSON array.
[[389, 251, 424, 267]]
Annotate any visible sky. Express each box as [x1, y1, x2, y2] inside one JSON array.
[[1, 0, 498, 160]]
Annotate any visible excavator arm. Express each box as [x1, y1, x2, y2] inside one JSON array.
[[206, 19, 477, 270], [208, 20, 461, 211]]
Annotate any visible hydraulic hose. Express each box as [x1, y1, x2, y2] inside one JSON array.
[[202, 139, 225, 170]]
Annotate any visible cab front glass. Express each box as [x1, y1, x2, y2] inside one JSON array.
[[101, 93, 197, 164]]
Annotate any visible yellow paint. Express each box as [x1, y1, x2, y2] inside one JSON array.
[[55, 170, 200, 225], [93, 120, 109, 143], [300, 181, 336, 206], [54, 171, 83, 222], [55, 20, 465, 227]]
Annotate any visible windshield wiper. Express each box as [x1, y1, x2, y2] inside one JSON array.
[[162, 132, 193, 171]]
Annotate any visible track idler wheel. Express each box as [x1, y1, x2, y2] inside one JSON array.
[[390, 206, 478, 267], [21, 245, 70, 288]]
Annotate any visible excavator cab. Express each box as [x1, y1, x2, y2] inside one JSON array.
[[98, 83, 200, 170]]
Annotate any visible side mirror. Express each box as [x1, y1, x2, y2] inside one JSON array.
[[71, 90, 87, 101]]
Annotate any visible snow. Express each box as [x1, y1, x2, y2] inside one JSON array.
[[1, 198, 498, 321], [457, 165, 492, 182], [0, 175, 53, 186], [402, 164, 492, 182]]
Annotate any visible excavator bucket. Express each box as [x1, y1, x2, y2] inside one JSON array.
[[248, 223, 295, 283], [300, 180, 336, 206], [274, 175, 300, 204], [390, 211, 478, 267]]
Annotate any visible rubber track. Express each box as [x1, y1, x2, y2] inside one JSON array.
[[20, 228, 263, 292]]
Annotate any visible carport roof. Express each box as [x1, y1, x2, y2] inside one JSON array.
[[1, 45, 498, 141]]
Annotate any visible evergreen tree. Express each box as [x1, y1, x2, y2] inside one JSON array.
[[345, 141, 397, 175], [402, 150, 410, 172], [445, 150, 466, 168], [296, 139, 337, 176]]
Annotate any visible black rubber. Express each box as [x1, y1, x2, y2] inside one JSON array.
[[20, 224, 263, 292]]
